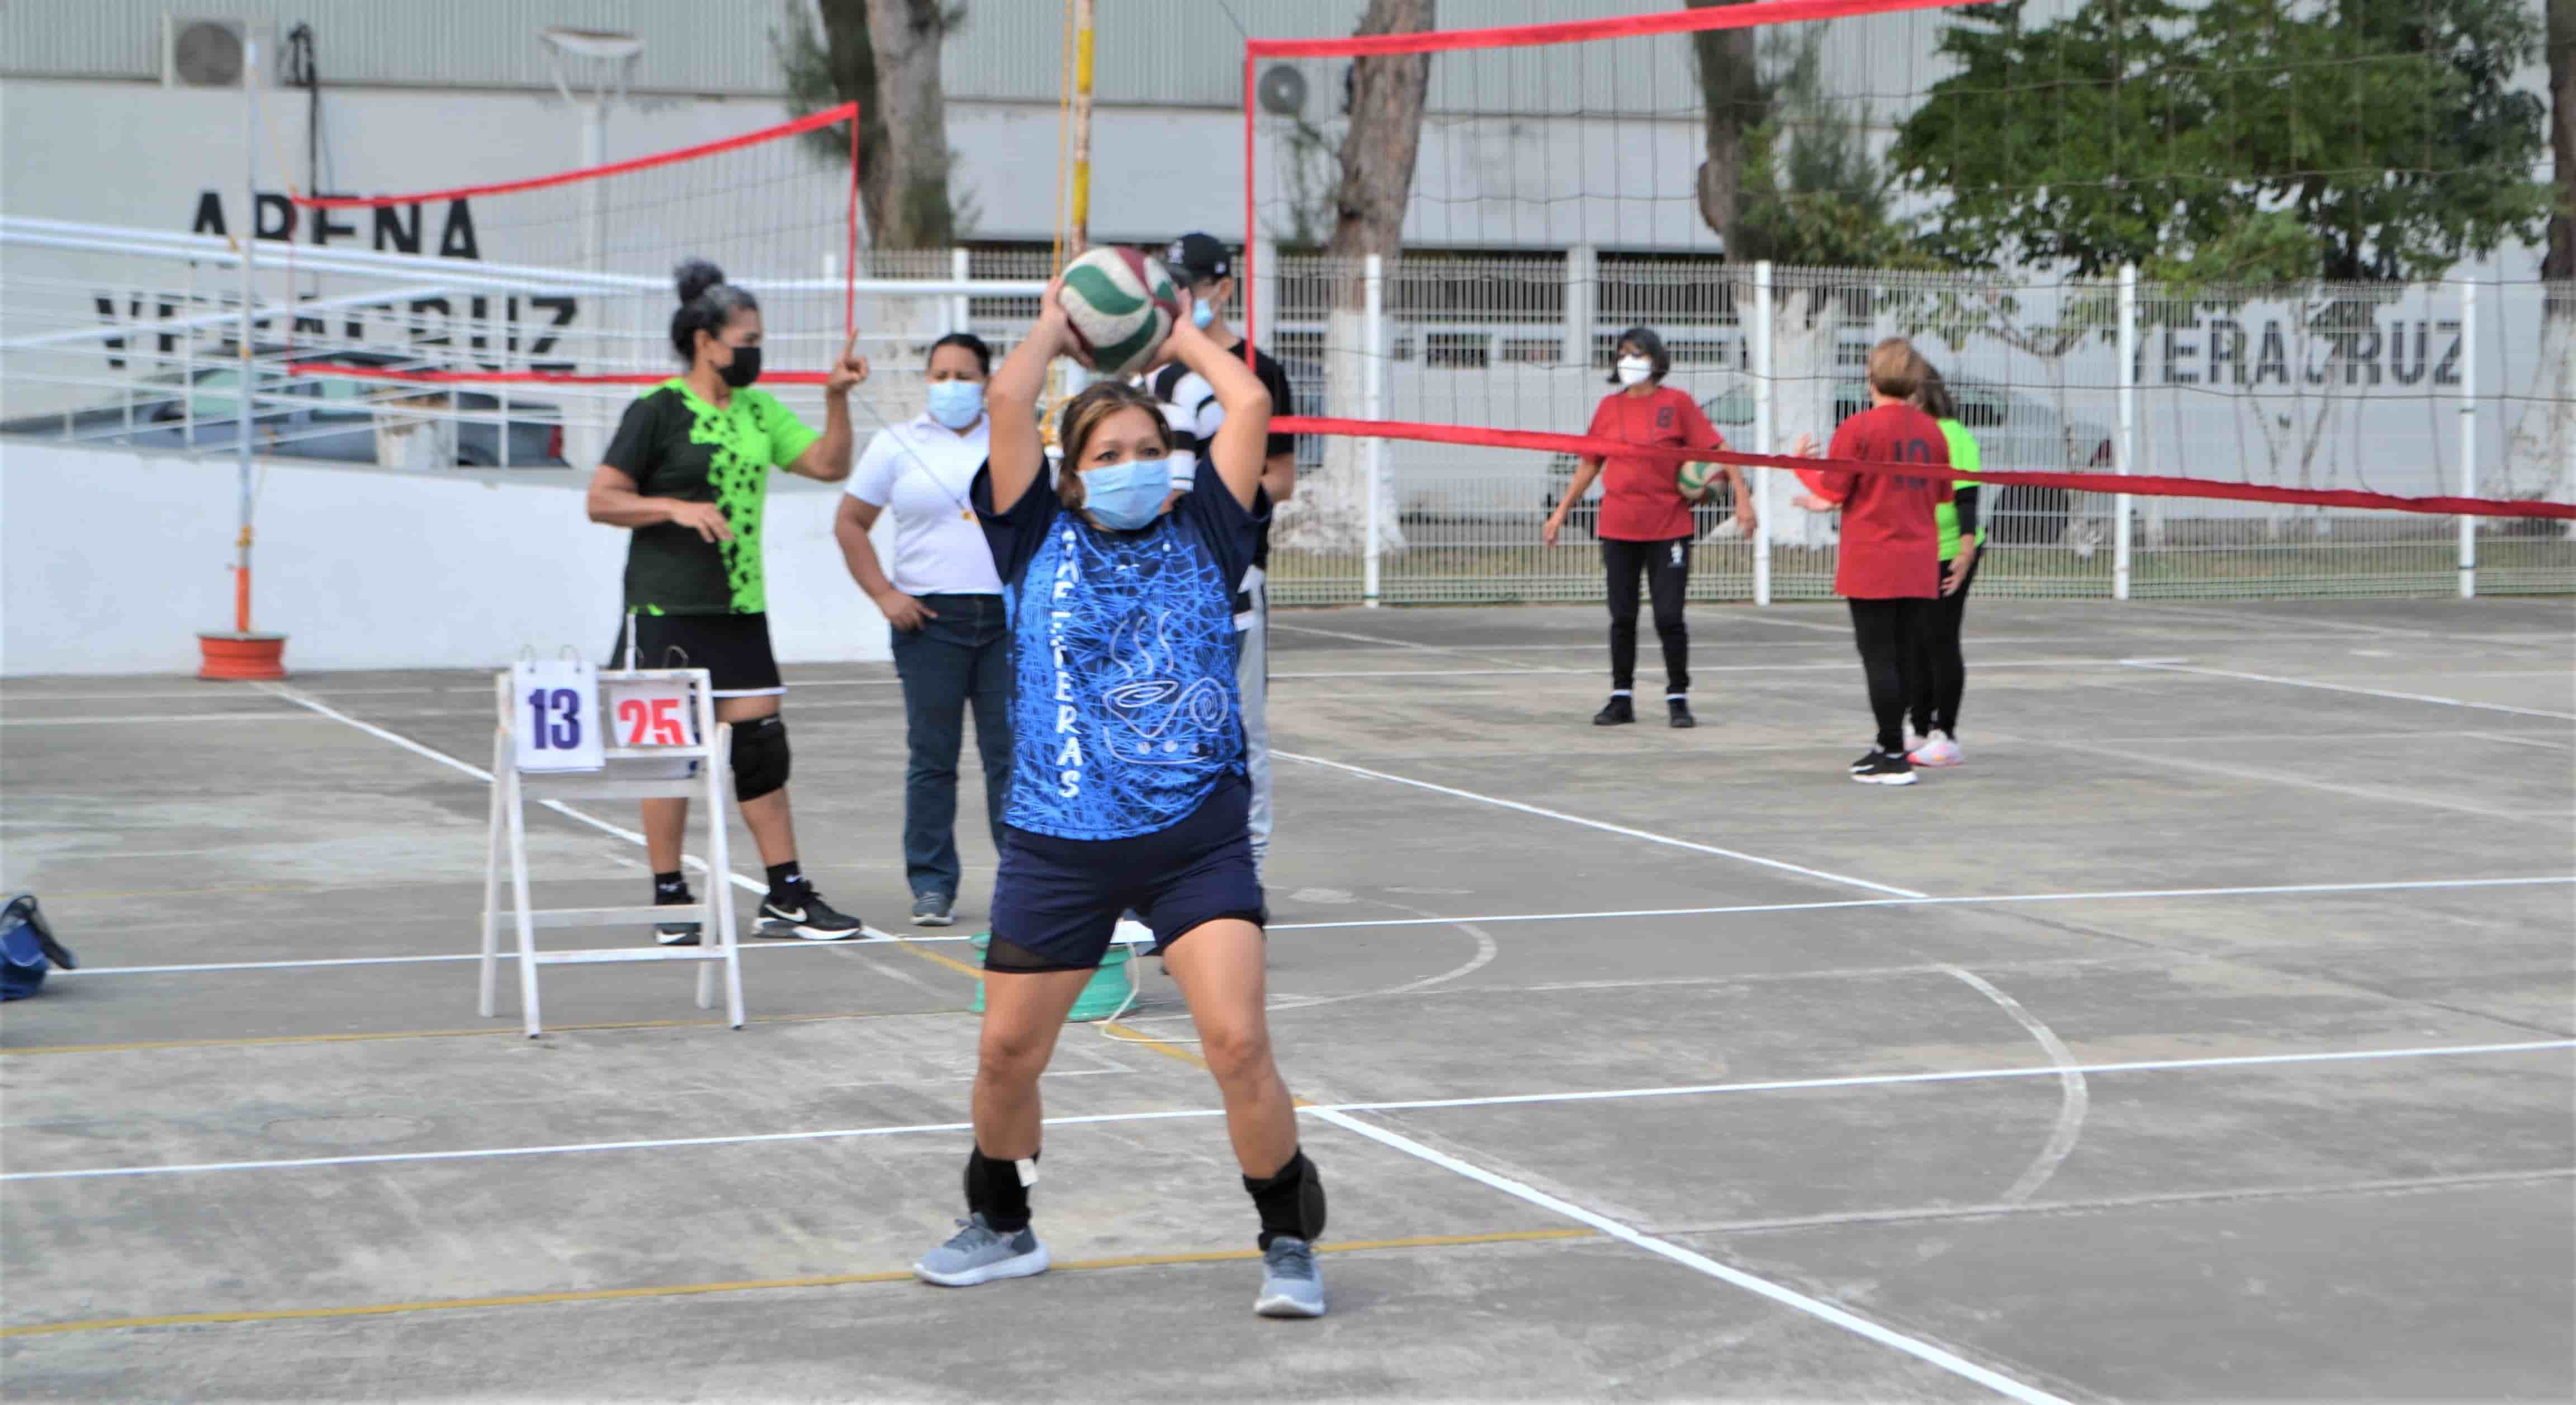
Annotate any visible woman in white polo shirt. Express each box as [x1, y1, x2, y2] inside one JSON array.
[[834, 333, 1007, 928]]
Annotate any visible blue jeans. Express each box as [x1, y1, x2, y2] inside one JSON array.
[[889, 594, 1012, 900]]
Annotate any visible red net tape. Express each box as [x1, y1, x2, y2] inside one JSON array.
[[1275, 416, 2576, 523], [291, 103, 859, 210], [1247, 0, 1991, 59]]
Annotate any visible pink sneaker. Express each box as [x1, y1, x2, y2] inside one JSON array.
[[1909, 734, 1964, 768]]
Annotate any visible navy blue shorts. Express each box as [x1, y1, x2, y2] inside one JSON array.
[[987, 777, 1264, 972]]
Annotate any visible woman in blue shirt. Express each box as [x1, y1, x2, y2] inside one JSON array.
[[911, 278, 1327, 1319]]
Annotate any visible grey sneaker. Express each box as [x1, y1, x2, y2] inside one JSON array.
[[913, 1214, 1048, 1288], [1254, 1237, 1327, 1318], [911, 893, 955, 927]]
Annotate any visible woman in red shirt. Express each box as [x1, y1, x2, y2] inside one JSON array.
[[1791, 338, 1953, 785], [1543, 327, 1753, 728]]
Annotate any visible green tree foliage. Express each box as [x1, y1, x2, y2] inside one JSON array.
[[1729, 26, 1936, 268], [1692, 21, 1938, 269], [1890, 0, 2551, 283]]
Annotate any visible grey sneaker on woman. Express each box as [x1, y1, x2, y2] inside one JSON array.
[[910, 893, 955, 927], [913, 1214, 1048, 1287], [1254, 1237, 1327, 1317]]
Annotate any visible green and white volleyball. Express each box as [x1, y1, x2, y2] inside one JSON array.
[[1060, 247, 1181, 378]]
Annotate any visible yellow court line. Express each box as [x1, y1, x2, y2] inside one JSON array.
[[1, 1006, 962, 1057], [891, 936, 984, 980], [0, 1228, 1597, 1338]]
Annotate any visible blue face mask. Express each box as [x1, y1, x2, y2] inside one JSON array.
[[925, 379, 984, 430], [1191, 298, 1216, 330], [1078, 456, 1175, 531]]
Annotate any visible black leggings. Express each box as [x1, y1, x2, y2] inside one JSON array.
[[1603, 536, 1690, 694], [1849, 596, 1933, 754], [1908, 554, 1979, 737]]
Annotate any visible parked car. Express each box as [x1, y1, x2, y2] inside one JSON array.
[[0, 348, 569, 468]]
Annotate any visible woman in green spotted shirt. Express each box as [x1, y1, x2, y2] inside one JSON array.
[[584, 258, 872, 944]]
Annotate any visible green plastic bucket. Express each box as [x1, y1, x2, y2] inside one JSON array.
[[966, 933, 1137, 1022]]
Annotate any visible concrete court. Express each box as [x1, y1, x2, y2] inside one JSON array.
[[2, 595, 2570, 1403]]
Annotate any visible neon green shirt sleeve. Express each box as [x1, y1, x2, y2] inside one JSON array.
[[747, 389, 821, 469], [1934, 418, 1984, 560]]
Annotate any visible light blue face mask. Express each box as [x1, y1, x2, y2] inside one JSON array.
[[1191, 297, 1216, 330], [1078, 456, 1175, 531], [925, 379, 984, 430]]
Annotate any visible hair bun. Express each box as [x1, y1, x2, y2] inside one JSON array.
[[674, 258, 727, 306]]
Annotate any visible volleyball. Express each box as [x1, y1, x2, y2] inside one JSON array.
[[1059, 247, 1182, 378], [1677, 461, 1717, 500]]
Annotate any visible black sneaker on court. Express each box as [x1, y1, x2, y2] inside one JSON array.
[[911, 893, 955, 928], [1668, 698, 1697, 729], [1593, 695, 1636, 726], [1850, 749, 1919, 786], [651, 886, 702, 947], [756, 883, 866, 940]]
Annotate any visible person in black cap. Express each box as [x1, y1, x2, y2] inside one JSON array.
[[1148, 233, 1297, 881]]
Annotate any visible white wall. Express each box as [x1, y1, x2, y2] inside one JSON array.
[[1, 443, 892, 676]]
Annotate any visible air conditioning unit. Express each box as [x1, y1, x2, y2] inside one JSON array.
[[163, 16, 281, 89]]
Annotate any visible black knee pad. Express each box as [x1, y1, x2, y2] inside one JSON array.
[[731, 716, 789, 801]]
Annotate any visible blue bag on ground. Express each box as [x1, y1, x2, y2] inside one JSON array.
[[1, 894, 75, 1000]]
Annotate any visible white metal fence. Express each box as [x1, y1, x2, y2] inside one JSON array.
[[1253, 253, 2573, 606], [4, 221, 2566, 605]]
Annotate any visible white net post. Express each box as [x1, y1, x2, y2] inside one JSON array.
[[1752, 259, 1774, 607], [540, 28, 641, 478], [1363, 253, 1386, 608], [2458, 278, 2477, 599], [2114, 264, 2137, 602]]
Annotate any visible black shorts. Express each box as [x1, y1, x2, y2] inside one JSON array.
[[987, 777, 1265, 972], [610, 612, 783, 697]]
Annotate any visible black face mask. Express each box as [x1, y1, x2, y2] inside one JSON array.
[[718, 346, 763, 389]]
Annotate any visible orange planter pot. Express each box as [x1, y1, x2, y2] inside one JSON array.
[[197, 632, 288, 681]]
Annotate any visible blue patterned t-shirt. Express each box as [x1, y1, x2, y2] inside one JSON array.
[[976, 458, 1268, 840]]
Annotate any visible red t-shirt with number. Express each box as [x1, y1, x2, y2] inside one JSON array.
[[1817, 403, 1952, 599], [1585, 386, 1722, 542]]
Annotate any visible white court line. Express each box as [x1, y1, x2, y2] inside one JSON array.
[[2019, 737, 2558, 822], [11, 1038, 2563, 1184], [1271, 658, 2167, 682], [1267, 619, 1581, 671], [2126, 602, 2570, 646], [2122, 660, 2576, 721], [56, 875, 2574, 977], [1944, 967, 2087, 1207], [2468, 730, 2576, 754], [253, 684, 775, 901], [0, 712, 322, 726], [1273, 749, 1927, 898], [1307, 1105, 2073, 1405]]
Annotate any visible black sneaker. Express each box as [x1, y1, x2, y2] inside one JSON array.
[[1850, 749, 1918, 786], [911, 893, 955, 928], [1593, 695, 1636, 726], [652, 884, 702, 947], [1668, 698, 1697, 729], [756, 883, 867, 940]]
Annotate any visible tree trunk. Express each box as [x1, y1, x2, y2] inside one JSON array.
[[2547, 0, 2573, 282], [1325, 1, 1434, 265], [864, 0, 959, 249], [810, 1, 892, 248], [2511, 2, 2574, 530], [1280, 0, 1433, 562], [1687, 0, 1764, 257]]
